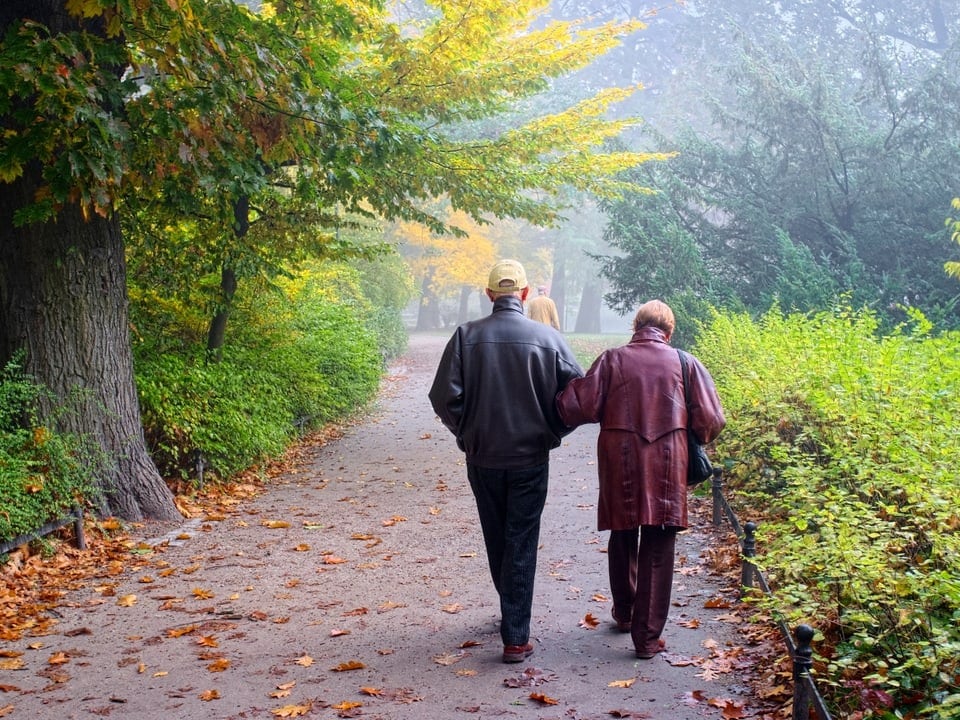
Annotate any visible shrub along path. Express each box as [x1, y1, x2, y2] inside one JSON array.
[[1, 333, 785, 720]]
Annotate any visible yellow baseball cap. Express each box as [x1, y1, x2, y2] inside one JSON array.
[[487, 259, 528, 293]]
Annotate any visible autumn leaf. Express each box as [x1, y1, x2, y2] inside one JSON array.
[[342, 607, 368, 616], [196, 635, 219, 648], [679, 618, 701, 629], [360, 687, 382, 696], [331, 660, 365, 672], [117, 594, 137, 607], [432, 652, 466, 666], [293, 544, 310, 552], [0, 705, 13, 717], [269, 681, 296, 699], [529, 692, 559, 706], [442, 603, 463, 614], [323, 555, 347, 565], [0, 659, 23, 671], [294, 655, 314, 667], [207, 658, 231, 672], [200, 689, 220, 701], [459, 640, 481, 648], [262, 520, 291, 529], [47, 652, 70, 665], [166, 624, 198, 638], [330, 628, 351, 637], [704, 597, 732, 609], [332, 700, 363, 710], [579, 613, 600, 629], [592, 593, 609, 602], [608, 678, 636, 688], [271, 702, 312, 717], [192, 588, 215, 599], [709, 697, 747, 718]]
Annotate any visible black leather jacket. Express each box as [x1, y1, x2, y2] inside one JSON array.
[[429, 295, 583, 469]]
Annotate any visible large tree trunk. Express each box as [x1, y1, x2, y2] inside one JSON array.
[[0, 182, 180, 521], [574, 283, 603, 334]]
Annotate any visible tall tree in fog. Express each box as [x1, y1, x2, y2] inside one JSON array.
[[599, 0, 960, 330]]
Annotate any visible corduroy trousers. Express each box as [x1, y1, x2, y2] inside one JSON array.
[[608, 525, 679, 655], [467, 463, 549, 647]]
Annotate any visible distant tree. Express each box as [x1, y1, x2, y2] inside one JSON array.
[[599, 4, 960, 331]]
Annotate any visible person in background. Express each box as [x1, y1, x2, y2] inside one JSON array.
[[429, 260, 583, 663], [556, 299, 725, 659], [527, 284, 561, 330]]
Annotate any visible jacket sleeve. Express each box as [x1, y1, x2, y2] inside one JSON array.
[[686, 355, 726, 445], [556, 351, 607, 428], [428, 330, 464, 436]]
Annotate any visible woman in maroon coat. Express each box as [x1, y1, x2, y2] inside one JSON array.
[[557, 300, 725, 659]]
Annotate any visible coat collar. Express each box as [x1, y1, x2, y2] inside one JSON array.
[[630, 326, 670, 344]]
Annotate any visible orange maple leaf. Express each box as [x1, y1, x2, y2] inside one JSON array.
[[332, 700, 363, 711], [579, 613, 600, 629], [117, 594, 137, 607], [529, 692, 559, 705], [262, 520, 291, 529], [166, 625, 198, 638], [295, 655, 314, 667], [199, 689, 220, 701], [192, 587, 215, 599], [207, 658, 230, 672], [196, 635, 219, 648], [331, 660, 365, 672]]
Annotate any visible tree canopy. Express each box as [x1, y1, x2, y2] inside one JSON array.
[[0, 0, 662, 519]]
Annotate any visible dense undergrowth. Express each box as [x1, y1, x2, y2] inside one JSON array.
[[1, 256, 412, 543], [697, 303, 960, 719]]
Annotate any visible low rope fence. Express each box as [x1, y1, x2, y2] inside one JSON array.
[[708, 468, 832, 720]]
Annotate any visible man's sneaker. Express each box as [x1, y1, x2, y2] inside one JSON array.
[[502, 642, 534, 663]]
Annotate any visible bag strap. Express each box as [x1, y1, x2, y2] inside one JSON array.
[[677, 349, 691, 412]]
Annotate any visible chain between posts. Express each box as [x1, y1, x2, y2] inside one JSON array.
[[709, 469, 832, 720]]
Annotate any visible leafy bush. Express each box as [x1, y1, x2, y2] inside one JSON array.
[[697, 303, 960, 718], [0, 356, 93, 543], [134, 261, 383, 481]]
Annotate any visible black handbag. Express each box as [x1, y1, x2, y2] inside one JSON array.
[[678, 350, 713, 486]]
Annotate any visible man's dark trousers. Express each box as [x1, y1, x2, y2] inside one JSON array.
[[467, 463, 549, 647]]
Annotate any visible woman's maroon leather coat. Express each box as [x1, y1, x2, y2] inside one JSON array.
[[556, 327, 725, 531]]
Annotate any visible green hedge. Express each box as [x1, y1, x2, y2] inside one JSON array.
[[697, 304, 960, 719]]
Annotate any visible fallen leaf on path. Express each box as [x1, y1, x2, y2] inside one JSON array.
[[117, 594, 137, 607], [442, 603, 463, 614], [262, 520, 291, 529], [271, 702, 312, 717], [333, 700, 362, 710], [0, 660, 23, 671], [197, 635, 219, 647], [332, 660, 365, 672], [608, 678, 636, 688], [293, 544, 310, 552], [579, 613, 600, 629], [47, 652, 69, 665], [529, 692, 559, 706], [199, 689, 220, 701], [207, 658, 230, 672], [678, 618, 700, 629], [432, 653, 466, 666], [360, 687, 382, 696], [342, 607, 367, 616], [592, 593, 609, 602], [192, 588, 215, 599], [295, 655, 314, 667], [377, 600, 404, 612], [708, 697, 747, 718], [330, 629, 351, 637], [0, 705, 13, 717], [323, 555, 347, 565], [167, 625, 198, 638], [704, 597, 732, 609], [459, 640, 481, 648]]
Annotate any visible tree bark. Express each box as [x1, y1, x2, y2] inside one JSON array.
[[574, 283, 603, 334], [0, 179, 180, 521]]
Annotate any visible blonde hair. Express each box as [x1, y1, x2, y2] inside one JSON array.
[[633, 300, 675, 336]]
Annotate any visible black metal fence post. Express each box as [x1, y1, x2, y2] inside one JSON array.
[[711, 467, 724, 527], [793, 624, 815, 720], [741, 521, 757, 590]]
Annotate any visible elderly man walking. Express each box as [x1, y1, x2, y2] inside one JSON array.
[[428, 259, 582, 663]]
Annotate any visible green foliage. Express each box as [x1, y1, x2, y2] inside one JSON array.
[[133, 261, 383, 481], [698, 304, 960, 718], [0, 356, 94, 543]]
